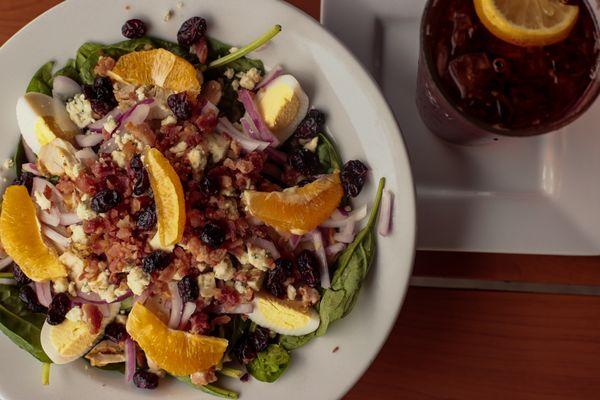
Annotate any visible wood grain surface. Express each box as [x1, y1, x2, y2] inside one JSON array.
[[2, 1, 600, 400]]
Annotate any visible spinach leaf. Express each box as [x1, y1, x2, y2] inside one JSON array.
[[247, 344, 291, 383], [54, 59, 80, 83], [279, 178, 386, 348], [206, 37, 265, 74], [0, 284, 51, 363], [176, 376, 239, 399], [92, 362, 125, 373], [13, 137, 26, 176], [26, 61, 55, 96], [317, 133, 343, 173]]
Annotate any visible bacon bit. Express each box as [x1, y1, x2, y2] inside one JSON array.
[[82, 304, 103, 335], [200, 80, 223, 106], [192, 37, 209, 65], [193, 109, 218, 134], [215, 286, 240, 308], [191, 368, 217, 386], [76, 173, 99, 195], [188, 312, 211, 334], [126, 122, 156, 147], [94, 56, 116, 77]]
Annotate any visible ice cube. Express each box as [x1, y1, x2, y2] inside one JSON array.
[[448, 53, 492, 99]]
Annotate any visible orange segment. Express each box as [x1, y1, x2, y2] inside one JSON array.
[[0, 186, 66, 281], [126, 303, 228, 376], [109, 49, 201, 92], [474, 0, 579, 47], [144, 148, 186, 247], [242, 173, 344, 234]]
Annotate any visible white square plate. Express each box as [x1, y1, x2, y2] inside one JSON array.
[[323, 0, 600, 255]]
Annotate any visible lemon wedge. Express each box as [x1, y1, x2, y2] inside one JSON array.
[[474, 0, 579, 47]]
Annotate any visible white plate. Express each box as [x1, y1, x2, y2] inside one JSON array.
[[0, 0, 415, 399], [323, 0, 600, 255]]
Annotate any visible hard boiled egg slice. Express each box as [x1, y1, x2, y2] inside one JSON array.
[[255, 75, 309, 143], [248, 292, 319, 336], [41, 303, 120, 364], [16, 92, 79, 154]]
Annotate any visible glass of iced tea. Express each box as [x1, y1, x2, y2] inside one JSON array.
[[416, 0, 600, 144]]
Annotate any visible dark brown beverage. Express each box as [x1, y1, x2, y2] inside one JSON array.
[[423, 0, 599, 133]]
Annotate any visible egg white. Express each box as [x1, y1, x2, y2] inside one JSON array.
[[41, 303, 120, 364], [256, 74, 309, 143], [248, 294, 320, 336], [16, 92, 79, 154]]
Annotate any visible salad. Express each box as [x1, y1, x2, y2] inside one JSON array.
[[0, 14, 393, 398]]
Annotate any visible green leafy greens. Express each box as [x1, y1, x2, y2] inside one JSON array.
[[0, 284, 51, 363], [176, 375, 239, 399], [280, 177, 386, 350], [317, 132, 343, 173], [26, 61, 55, 96], [247, 344, 291, 383]]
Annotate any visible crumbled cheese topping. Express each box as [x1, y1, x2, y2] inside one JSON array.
[[65, 307, 83, 322], [169, 141, 188, 156], [103, 115, 118, 134], [163, 9, 174, 21], [135, 87, 147, 101], [198, 273, 216, 298], [69, 225, 88, 245], [237, 68, 262, 90], [229, 47, 240, 54], [214, 257, 235, 281], [161, 115, 177, 126], [76, 202, 97, 220], [2, 159, 14, 170], [303, 136, 319, 152], [205, 133, 230, 163], [224, 68, 235, 80], [66, 94, 95, 128], [187, 146, 207, 171], [127, 267, 151, 296]]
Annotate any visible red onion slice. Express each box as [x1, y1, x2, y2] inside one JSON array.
[[240, 116, 261, 140], [125, 338, 136, 382], [320, 205, 368, 228], [216, 118, 270, 152], [118, 98, 154, 125], [35, 281, 52, 308], [237, 89, 280, 146], [74, 290, 132, 305], [0, 256, 13, 271], [0, 278, 16, 285], [326, 243, 346, 257], [39, 208, 60, 227], [133, 288, 150, 305], [59, 212, 82, 226], [333, 220, 356, 244], [52, 76, 82, 102], [249, 238, 281, 259], [288, 235, 302, 250], [179, 302, 197, 329], [75, 148, 98, 163], [88, 108, 121, 132], [377, 190, 394, 236], [42, 225, 70, 249], [21, 163, 41, 176], [120, 103, 152, 128], [310, 230, 330, 289], [255, 65, 283, 90], [75, 133, 104, 148], [168, 282, 183, 329]]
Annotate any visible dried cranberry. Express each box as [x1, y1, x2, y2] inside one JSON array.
[[104, 322, 128, 342], [12, 264, 32, 286], [178, 275, 199, 303], [177, 17, 207, 47], [12, 171, 34, 192], [199, 222, 225, 249], [136, 206, 157, 230], [93, 76, 115, 101], [130, 154, 144, 172], [122, 19, 147, 39], [167, 92, 192, 120], [91, 189, 122, 213], [288, 148, 321, 176], [265, 259, 292, 298], [294, 109, 325, 139], [46, 293, 71, 325], [296, 250, 320, 288], [341, 160, 368, 198], [90, 99, 113, 117], [133, 370, 159, 390], [142, 251, 172, 274], [18, 286, 46, 313], [133, 170, 150, 196], [199, 174, 220, 197], [84, 77, 117, 117], [235, 327, 271, 364]]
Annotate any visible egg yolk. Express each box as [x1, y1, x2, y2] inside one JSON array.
[[49, 319, 96, 357], [34, 116, 62, 147], [257, 84, 300, 133], [257, 296, 311, 329]]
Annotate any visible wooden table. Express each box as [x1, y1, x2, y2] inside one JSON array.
[[3, 1, 600, 399]]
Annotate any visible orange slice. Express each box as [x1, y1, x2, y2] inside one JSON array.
[[0, 185, 66, 281], [109, 48, 201, 92], [126, 302, 228, 376], [474, 0, 579, 47], [242, 172, 344, 234], [144, 148, 186, 247]]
